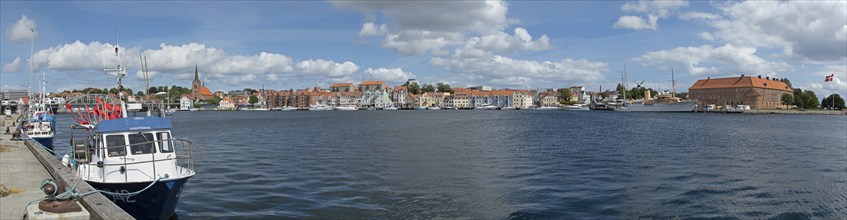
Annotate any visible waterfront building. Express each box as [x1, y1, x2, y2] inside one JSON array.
[[219, 97, 236, 110], [688, 75, 792, 109], [539, 91, 560, 107], [330, 83, 355, 93], [179, 95, 192, 111], [514, 90, 534, 109], [190, 65, 214, 101], [470, 85, 493, 91], [392, 86, 407, 108], [420, 92, 448, 108], [359, 81, 392, 109], [448, 88, 473, 109]]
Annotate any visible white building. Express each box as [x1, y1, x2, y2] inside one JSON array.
[[179, 95, 192, 111], [219, 97, 236, 110], [358, 81, 392, 109]]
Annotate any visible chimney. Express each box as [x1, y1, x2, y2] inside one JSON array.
[[766, 76, 770, 80], [645, 90, 651, 100], [741, 74, 745, 77], [758, 75, 762, 79]]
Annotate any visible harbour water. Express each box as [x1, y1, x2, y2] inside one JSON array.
[[52, 111, 847, 219]]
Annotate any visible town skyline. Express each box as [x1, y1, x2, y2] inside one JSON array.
[[1, 1, 845, 100]]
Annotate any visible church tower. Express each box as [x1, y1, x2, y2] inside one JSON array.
[[191, 64, 201, 100]]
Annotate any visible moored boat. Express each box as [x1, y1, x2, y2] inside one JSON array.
[[63, 44, 195, 220]]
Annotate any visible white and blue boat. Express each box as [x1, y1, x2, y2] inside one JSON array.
[[22, 31, 56, 150], [64, 45, 195, 220]]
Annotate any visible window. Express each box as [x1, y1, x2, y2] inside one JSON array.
[[106, 135, 126, 157], [128, 133, 155, 155], [157, 132, 174, 153]]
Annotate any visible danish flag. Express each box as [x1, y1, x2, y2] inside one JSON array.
[[824, 73, 834, 82]]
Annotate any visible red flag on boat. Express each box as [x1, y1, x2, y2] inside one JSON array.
[[824, 73, 834, 82]]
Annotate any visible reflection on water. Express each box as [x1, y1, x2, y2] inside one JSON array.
[[53, 111, 847, 219]]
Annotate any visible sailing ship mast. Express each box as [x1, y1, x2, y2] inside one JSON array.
[[671, 68, 676, 98]]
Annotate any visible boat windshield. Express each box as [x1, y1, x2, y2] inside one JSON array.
[[106, 134, 127, 156], [128, 133, 155, 155], [156, 132, 174, 153]]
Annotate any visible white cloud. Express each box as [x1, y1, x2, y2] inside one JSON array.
[[679, 11, 719, 21], [613, 0, 688, 30], [2, 57, 22, 73], [463, 27, 552, 54], [295, 59, 359, 78], [28, 41, 358, 86], [32, 41, 142, 72], [698, 32, 714, 41], [621, 0, 688, 18], [359, 22, 387, 36], [636, 43, 793, 76], [431, 54, 607, 88], [7, 15, 37, 43], [694, 1, 847, 62], [362, 67, 416, 84], [612, 15, 658, 30], [807, 65, 847, 99], [334, 1, 513, 55]]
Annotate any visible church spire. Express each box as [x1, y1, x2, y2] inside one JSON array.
[[193, 64, 199, 82]]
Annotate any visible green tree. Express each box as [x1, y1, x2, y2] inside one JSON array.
[[436, 83, 453, 93], [793, 88, 805, 109], [615, 83, 627, 99], [248, 95, 259, 105], [780, 78, 792, 88], [422, 84, 435, 93], [135, 91, 144, 96], [780, 93, 794, 109], [244, 88, 256, 94], [557, 88, 572, 102], [803, 90, 819, 109], [821, 94, 846, 109], [148, 87, 158, 94], [407, 83, 420, 95], [207, 97, 221, 106]]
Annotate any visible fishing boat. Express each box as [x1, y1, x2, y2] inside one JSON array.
[[383, 106, 398, 110], [427, 106, 441, 110], [21, 31, 56, 150], [62, 44, 195, 220], [501, 106, 516, 110]]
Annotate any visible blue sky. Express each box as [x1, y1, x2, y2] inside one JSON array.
[[1, 1, 845, 99]]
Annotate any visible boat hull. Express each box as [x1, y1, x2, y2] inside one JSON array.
[[87, 177, 191, 220], [33, 137, 54, 150], [615, 101, 697, 112]]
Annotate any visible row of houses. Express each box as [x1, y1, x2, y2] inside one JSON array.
[[254, 80, 590, 110]]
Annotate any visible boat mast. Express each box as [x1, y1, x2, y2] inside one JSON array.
[[28, 28, 34, 108], [671, 68, 676, 98]]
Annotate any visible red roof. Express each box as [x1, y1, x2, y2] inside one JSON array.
[[689, 76, 791, 92]]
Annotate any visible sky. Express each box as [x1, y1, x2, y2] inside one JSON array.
[[1, 0, 845, 99]]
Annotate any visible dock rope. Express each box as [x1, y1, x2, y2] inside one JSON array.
[[20, 176, 164, 220]]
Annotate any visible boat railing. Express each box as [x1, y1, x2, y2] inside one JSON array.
[[70, 129, 194, 182]]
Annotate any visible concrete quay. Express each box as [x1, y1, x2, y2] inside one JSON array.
[[1, 114, 53, 219], [1, 114, 134, 220]]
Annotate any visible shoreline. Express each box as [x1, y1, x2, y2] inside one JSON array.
[[742, 109, 847, 115]]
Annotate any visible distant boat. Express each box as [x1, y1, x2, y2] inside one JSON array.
[[615, 69, 696, 112], [415, 106, 426, 110], [536, 106, 559, 110], [309, 104, 329, 111], [427, 106, 441, 110], [501, 106, 516, 110], [383, 106, 398, 110], [476, 105, 499, 110], [562, 105, 589, 111], [335, 106, 357, 111]]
